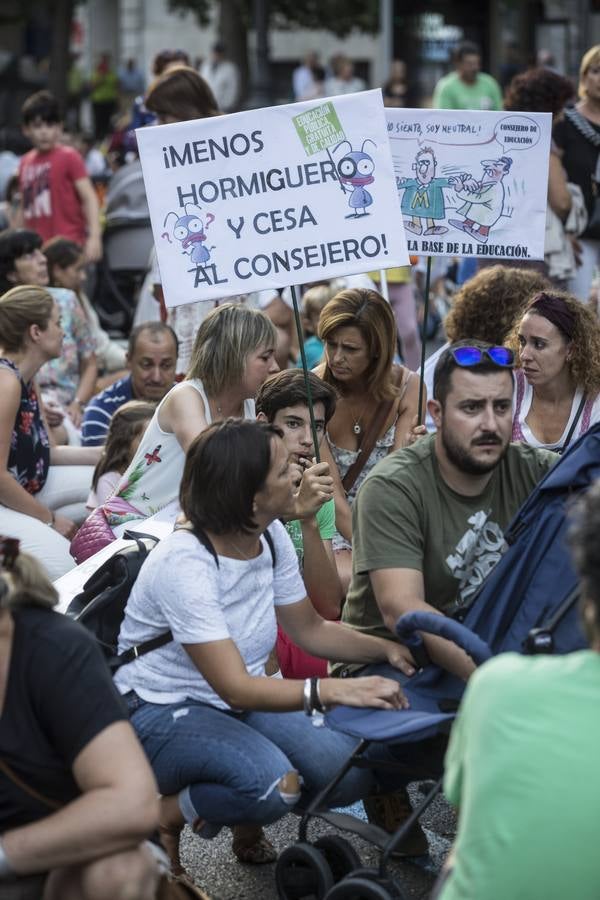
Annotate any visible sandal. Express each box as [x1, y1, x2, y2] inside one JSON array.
[[231, 825, 277, 865]]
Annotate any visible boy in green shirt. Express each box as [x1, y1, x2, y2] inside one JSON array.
[[256, 369, 343, 676]]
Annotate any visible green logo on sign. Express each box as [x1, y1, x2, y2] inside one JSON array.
[[293, 102, 346, 156]]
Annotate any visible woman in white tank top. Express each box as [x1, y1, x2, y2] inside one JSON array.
[[100, 304, 279, 530]]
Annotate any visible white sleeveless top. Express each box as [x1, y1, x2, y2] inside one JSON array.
[[112, 379, 255, 519]]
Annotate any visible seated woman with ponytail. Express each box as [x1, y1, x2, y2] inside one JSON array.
[[0, 286, 101, 579], [0, 536, 160, 900]]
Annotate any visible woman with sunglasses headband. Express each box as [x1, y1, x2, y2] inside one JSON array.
[[507, 291, 600, 452]]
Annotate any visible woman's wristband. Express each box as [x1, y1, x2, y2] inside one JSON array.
[[0, 838, 16, 880], [310, 677, 326, 713], [302, 678, 312, 715], [303, 677, 326, 715]]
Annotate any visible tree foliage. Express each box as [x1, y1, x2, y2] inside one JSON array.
[[167, 0, 379, 37]]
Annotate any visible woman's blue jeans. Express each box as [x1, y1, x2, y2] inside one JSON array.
[[126, 694, 374, 827]]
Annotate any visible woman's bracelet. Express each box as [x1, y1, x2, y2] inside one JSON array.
[[302, 678, 312, 715], [303, 677, 326, 716], [0, 838, 16, 880], [310, 677, 326, 713]]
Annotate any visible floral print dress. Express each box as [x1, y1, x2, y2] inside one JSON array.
[[0, 359, 50, 495], [37, 287, 95, 407]]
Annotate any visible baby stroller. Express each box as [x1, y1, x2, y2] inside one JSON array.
[[275, 424, 600, 900]]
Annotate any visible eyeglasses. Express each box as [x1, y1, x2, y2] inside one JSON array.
[[451, 346, 514, 368]]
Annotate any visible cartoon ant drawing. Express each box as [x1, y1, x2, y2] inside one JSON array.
[[333, 139, 376, 218], [163, 204, 215, 265]]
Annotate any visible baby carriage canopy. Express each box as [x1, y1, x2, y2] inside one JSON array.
[[325, 423, 599, 744]]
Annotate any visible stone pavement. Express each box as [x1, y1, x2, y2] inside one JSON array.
[[178, 785, 456, 900]]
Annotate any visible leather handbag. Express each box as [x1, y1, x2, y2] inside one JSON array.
[[70, 496, 143, 564], [70, 505, 116, 564]]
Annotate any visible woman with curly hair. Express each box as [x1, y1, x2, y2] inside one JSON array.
[[421, 266, 551, 431], [508, 290, 600, 451]]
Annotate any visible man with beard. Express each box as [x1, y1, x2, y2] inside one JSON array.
[[334, 341, 556, 682]]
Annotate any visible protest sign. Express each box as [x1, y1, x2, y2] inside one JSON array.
[[136, 90, 409, 308], [386, 108, 552, 261]]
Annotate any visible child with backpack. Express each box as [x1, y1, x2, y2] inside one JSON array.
[[86, 400, 155, 509]]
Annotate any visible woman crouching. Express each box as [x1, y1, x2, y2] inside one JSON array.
[[114, 418, 415, 875]]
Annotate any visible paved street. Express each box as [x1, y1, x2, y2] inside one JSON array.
[[179, 784, 456, 899]]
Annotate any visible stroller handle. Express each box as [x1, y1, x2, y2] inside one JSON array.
[[396, 610, 493, 667]]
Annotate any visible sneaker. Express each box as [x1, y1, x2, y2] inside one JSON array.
[[363, 788, 429, 857]]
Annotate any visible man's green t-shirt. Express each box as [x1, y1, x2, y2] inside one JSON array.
[[341, 434, 555, 642], [440, 651, 600, 900], [433, 72, 503, 110], [285, 498, 335, 566]]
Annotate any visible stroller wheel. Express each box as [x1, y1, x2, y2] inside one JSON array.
[[324, 875, 400, 900], [314, 836, 361, 882], [276, 842, 334, 899]]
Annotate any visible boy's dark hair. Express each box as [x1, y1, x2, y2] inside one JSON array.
[[255, 369, 337, 424], [433, 339, 511, 407], [21, 90, 61, 126], [180, 419, 283, 535], [0, 228, 42, 293]]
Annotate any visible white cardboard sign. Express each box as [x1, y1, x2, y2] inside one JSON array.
[[386, 108, 552, 261], [136, 90, 409, 308]]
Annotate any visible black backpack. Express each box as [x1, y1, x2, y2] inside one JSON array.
[[67, 527, 276, 670]]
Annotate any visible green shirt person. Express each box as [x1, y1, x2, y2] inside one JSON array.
[[432, 40, 502, 110], [334, 341, 555, 681], [436, 480, 600, 899]]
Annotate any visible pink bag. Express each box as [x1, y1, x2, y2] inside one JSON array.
[[70, 497, 143, 564]]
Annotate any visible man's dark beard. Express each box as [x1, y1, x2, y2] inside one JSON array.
[[441, 426, 508, 476]]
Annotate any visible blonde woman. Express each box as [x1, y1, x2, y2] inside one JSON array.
[[0, 537, 160, 900], [553, 44, 600, 298], [107, 303, 279, 533], [0, 286, 100, 579]]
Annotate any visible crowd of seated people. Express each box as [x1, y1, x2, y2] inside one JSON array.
[[4, 51, 600, 900]]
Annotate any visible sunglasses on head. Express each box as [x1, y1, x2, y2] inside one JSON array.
[[451, 346, 514, 368]]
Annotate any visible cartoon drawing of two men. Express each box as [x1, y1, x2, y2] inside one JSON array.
[[398, 147, 513, 243]]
